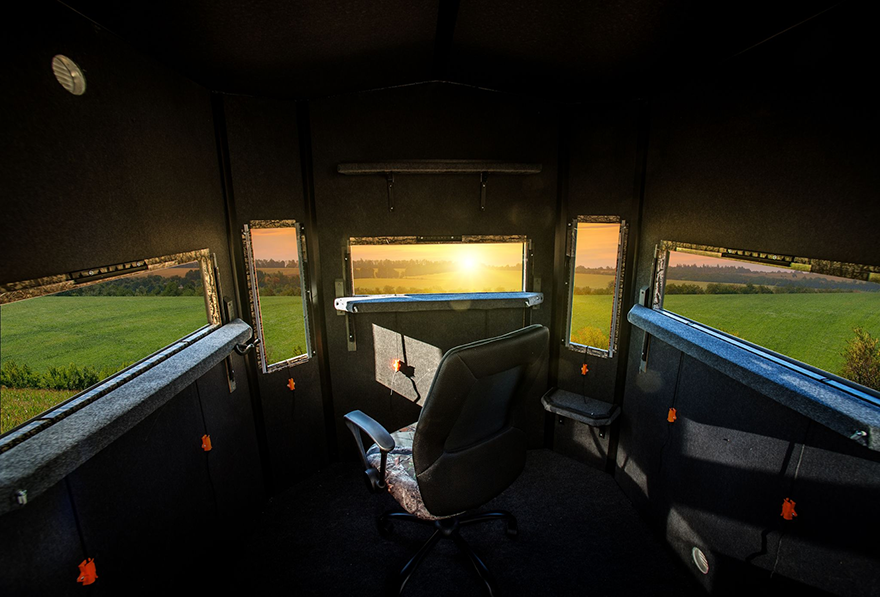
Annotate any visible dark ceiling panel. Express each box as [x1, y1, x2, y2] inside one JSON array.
[[63, 0, 842, 100], [65, 0, 438, 97], [448, 0, 839, 100]]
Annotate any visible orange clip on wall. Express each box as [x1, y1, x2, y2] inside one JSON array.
[[76, 558, 97, 585]]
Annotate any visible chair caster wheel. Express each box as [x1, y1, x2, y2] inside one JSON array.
[[506, 522, 518, 538], [378, 517, 394, 537]]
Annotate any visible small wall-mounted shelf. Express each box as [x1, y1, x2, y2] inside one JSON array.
[[337, 161, 542, 175], [541, 388, 620, 427], [337, 160, 542, 212]]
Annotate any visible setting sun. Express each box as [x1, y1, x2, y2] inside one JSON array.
[[461, 256, 477, 271]]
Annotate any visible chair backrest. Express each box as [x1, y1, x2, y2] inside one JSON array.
[[413, 324, 549, 516]]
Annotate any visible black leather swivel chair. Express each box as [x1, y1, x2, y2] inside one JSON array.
[[344, 324, 549, 595]]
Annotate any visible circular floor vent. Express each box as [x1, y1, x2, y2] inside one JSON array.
[[52, 55, 86, 95], [691, 547, 710, 574]]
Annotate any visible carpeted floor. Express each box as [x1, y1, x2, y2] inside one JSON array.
[[235, 449, 703, 596]]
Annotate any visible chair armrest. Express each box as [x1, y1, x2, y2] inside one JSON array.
[[343, 410, 395, 492], [344, 410, 395, 451]]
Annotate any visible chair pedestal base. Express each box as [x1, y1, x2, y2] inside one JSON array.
[[379, 510, 517, 596]]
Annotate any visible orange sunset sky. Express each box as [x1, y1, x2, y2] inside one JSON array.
[[575, 223, 620, 269], [251, 228, 299, 262], [252, 225, 630, 269]]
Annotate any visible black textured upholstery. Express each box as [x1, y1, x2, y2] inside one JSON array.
[[413, 324, 550, 516]]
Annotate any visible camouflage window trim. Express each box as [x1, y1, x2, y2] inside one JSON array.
[[657, 240, 880, 285], [241, 220, 311, 373], [0, 249, 221, 325], [565, 217, 629, 358], [349, 234, 527, 246]]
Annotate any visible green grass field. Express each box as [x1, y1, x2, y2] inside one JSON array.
[[1, 296, 209, 372], [664, 293, 880, 374], [569, 295, 614, 348], [573, 273, 615, 289], [353, 270, 622, 294], [257, 296, 308, 365], [1, 295, 308, 430], [1, 388, 76, 433]]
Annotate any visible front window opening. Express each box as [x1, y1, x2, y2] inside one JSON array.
[[243, 221, 311, 372], [349, 237, 526, 295], [656, 242, 880, 395], [0, 250, 218, 436], [567, 218, 627, 357]]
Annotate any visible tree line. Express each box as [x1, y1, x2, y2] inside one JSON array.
[[665, 282, 859, 295], [255, 270, 302, 296], [255, 259, 298, 269], [667, 265, 877, 292], [352, 259, 518, 279], [57, 270, 204, 297], [575, 266, 617, 275]]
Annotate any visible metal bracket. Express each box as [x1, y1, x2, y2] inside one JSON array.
[[480, 172, 488, 211], [234, 336, 261, 355], [346, 313, 357, 351], [639, 333, 651, 373], [386, 173, 394, 212]]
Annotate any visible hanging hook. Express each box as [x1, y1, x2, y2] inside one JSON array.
[[234, 336, 261, 355]]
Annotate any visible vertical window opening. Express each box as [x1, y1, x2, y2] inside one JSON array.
[[566, 217, 628, 357], [242, 220, 311, 372]]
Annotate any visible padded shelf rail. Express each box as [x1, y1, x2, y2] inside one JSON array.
[[335, 292, 543, 314], [628, 304, 880, 451], [0, 319, 253, 514], [541, 388, 620, 427]]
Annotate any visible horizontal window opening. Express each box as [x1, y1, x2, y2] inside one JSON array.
[[0, 250, 220, 436], [349, 236, 527, 296], [655, 242, 880, 396]]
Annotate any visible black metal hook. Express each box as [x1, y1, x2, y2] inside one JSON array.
[[234, 336, 261, 355]]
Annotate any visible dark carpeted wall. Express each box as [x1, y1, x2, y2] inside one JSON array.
[[0, 3, 264, 594], [308, 83, 559, 458], [550, 101, 644, 468], [615, 3, 880, 594], [219, 95, 330, 489]]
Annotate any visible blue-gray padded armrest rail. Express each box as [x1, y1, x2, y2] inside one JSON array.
[[334, 292, 543, 314], [629, 304, 880, 451], [0, 320, 253, 514]]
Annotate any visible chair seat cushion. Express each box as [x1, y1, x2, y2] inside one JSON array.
[[366, 422, 445, 520]]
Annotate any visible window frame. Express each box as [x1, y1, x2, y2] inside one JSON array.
[[564, 215, 629, 358], [241, 219, 312, 373], [345, 234, 532, 297], [0, 248, 221, 443], [651, 239, 880, 405]]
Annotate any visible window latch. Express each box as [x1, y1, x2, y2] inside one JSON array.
[[234, 336, 261, 355]]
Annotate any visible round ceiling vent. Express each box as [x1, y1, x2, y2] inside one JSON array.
[[52, 55, 86, 95], [691, 547, 710, 575]]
